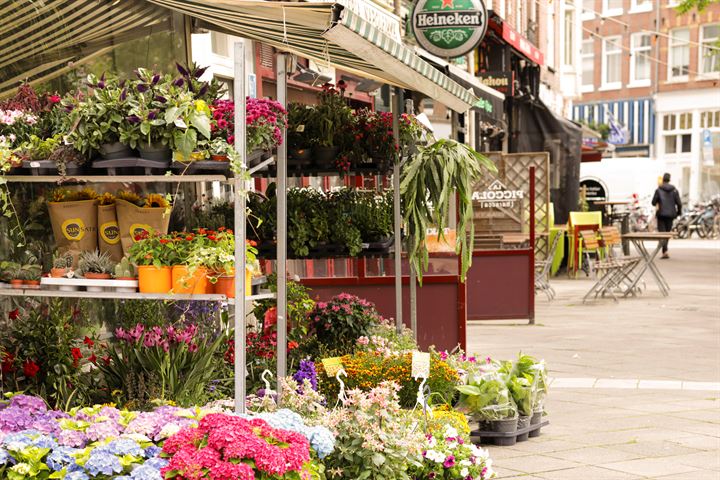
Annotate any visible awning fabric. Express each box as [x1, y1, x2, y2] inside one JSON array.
[[0, 0, 170, 97], [146, 0, 477, 112]]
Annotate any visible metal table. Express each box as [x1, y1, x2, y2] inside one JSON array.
[[622, 232, 674, 297]]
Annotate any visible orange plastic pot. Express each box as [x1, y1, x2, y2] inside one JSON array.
[[172, 265, 209, 294], [211, 268, 252, 298], [137, 265, 172, 293]]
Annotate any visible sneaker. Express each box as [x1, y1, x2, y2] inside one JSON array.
[[661, 253, 670, 259]]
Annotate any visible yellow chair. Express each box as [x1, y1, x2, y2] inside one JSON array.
[[568, 211, 602, 277]]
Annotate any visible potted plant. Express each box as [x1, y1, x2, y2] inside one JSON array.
[[308, 82, 355, 167], [287, 103, 314, 162], [51, 251, 73, 278], [20, 263, 42, 287], [165, 91, 212, 162], [456, 371, 519, 437], [171, 230, 210, 295], [210, 98, 286, 160], [77, 250, 114, 280], [127, 231, 173, 293], [46, 143, 87, 176], [208, 138, 233, 162], [2, 262, 22, 288], [113, 257, 137, 293]]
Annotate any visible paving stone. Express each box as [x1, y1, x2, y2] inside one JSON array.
[[594, 379, 639, 389], [683, 382, 720, 391], [650, 470, 720, 480], [493, 455, 583, 474], [672, 451, 720, 471], [504, 439, 586, 455], [538, 466, 644, 480], [544, 446, 641, 465], [669, 435, 720, 451], [600, 457, 700, 477], [605, 440, 701, 459], [638, 380, 683, 390], [550, 377, 596, 388]]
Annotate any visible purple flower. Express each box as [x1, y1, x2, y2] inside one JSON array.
[[176, 63, 189, 77], [126, 115, 141, 124], [151, 74, 160, 85], [292, 359, 318, 392], [195, 66, 208, 78], [173, 78, 184, 88], [148, 111, 157, 120], [198, 84, 208, 97], [154, 95, 167, 104], [443, 455, 455, 468], [120, 88, 127, 101], [136, 84, 148, 93], [96, 80, 105, 89]]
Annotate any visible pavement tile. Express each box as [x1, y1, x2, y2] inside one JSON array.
[[536, 466, 644, 480], [544, 446, 641, 465], [500, 476, 547, 480], [669, 435, 720, 451], [605, 440, 701, 459], [638, 380, 683, 390], [600, 457, 700, 477], [492, 466, 530, 478], [683, 382, 720, 392], [668, 409, 720, 424], [503, 439, 586, 455], [594, 379, 639, 389], [493, 455, 583, 474], [672, 451, 720, 471], [650, 471, 720, 480], [551, 378, 597, 388]]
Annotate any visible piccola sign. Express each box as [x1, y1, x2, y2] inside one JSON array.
[[412, 0, 488, 58]]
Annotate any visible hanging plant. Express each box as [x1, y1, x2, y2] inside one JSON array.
[[400, 139, 496, 284]]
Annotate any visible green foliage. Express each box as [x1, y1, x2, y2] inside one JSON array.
[[401, 138, 496, 284], [308, 85, 355, 148], [77, 249, 114, 276], [113, 257, 135, 278], [286, 103, 316, 149], [456, 373, 518, 421], [676, 0, 718, 13]]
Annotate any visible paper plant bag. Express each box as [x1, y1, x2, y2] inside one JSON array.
[[97, 203, 124, 262], [115, 198, 171, 256], [47, 200, 98, 265]]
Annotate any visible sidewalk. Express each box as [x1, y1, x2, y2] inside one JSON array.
[[467, 239, 720, 479]]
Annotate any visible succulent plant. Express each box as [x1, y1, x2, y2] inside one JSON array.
[[77, 250, 114, 276], [52, 251, 73, 269], [19, 263, 42, 281], [114, 257, 136, 278]]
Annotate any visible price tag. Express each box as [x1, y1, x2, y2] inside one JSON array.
[[30, 161, 40, 168], [411, 351, 430, 379], [322, 357, 343, 377], [296, 124, 305, 133]]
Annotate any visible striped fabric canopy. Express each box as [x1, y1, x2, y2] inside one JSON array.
[[0, 0, 170, 97], [142, 0, 478, 111]]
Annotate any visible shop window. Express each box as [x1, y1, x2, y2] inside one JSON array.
[[602, 0, 623, 16], [602, 36, 622, 89], [701, 111, 720, 128], [211, 31, 229, 57], [581, 39, 595, 91], [563, 4, 575, 66], [668, 28, 690, 80], [662, 112, 693, 156], [630, 0, 652, 12], [700, 24, 720, 75], [630, 33, 652, 85]]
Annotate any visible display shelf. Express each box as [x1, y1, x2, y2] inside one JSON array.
[[250, 163, 391, 178], [0, 288, 275, 303], [3, 175, 228, 183]]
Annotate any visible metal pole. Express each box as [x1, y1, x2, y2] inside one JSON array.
[[392, 87, 403, 333], [276, 54, 288, 396], [233, 40, 247, 414], [405, 98, 417, 340]]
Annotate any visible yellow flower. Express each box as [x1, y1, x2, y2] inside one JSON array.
[[73, 187, 98, 201], [97, 192, 116, 206], [117, 190, 142, 206], [194, 99, 208, 113], [144, 193, 169, 209]]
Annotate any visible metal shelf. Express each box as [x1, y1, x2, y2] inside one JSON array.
[[3, 175, 228, 183], [0, 288, 275, 303]]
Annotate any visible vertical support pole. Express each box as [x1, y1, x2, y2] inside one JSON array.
[[233, 41, 247, 414], [276, 54, 288, 394], [405, 98, 417, 340], [529, 166, 536, 325], [392, 87, 403, 333]]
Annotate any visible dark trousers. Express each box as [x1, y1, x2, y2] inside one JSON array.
[[657, 216, 674, 253]]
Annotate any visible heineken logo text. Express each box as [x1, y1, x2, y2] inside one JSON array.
[[415, 11, 482, 28]]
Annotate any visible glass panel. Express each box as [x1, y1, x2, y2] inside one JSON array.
[[700, 26, 720, 73], [605, 0, 622, 9], [564, 10, 575, 65], [681, 134, 692, 153], [211, 32, 229, 57], [665, 135, 677, 154], [582, 55, 594, 85], [664, 114, 676, 131], [607, 50, 621, 83], [670, 29, 690, 77]]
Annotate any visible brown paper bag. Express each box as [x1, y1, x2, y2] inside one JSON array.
[[97, 203, 124, 263], [115, 198, 171, 256], [48, 200, 98, 265]]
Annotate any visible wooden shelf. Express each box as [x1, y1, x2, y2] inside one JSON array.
[[0, 288, 275, 303], [3, 175, 228, 184]]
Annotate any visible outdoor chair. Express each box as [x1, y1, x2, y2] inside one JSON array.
[[535, 231, 561, 300], [580, 230, 625, 303], [598, 226, 643, 295]]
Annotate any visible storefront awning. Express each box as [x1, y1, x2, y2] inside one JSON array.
[[0, 0, 170, 97], [145, 0, 478, 112]]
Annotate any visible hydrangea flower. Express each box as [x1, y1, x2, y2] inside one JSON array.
[[46, 446, 79, 471], [83, 450, 123, 476]]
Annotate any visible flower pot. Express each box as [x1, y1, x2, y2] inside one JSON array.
[[173, 151, 206, 162], [516, 415, 531, 442], [289, 147, 312, 162], [529, 411, 543, 438], [313, 145, 340, 168], [99, 142, 133, 160], [137, 265, 172, 293], [23, 279, 40, 286], [211, 268, 252, 298], [83, 272, 111, 280], [490, 416, 518, 433], [138, 141, 171, 161], [51, 268, 68, 278], [210, 154, 229, 162], [10, 279, 23, 289], [172, 265, 209, 294]]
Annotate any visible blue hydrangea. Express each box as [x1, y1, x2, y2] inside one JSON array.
[[83, 450, 123, 476], [253, 409, 335, 459], [144, 457, 168, 470], [46, 446, 79, 471], [0, 448, 10, 465], [65, 472, 89, 480], [2, 432, 33, 450], [130, 463, 163, 480], [307, 425, 335, 459], [31, 434, 58, 450], [105, 439, 144, 457], [143, 445, 162, 458]]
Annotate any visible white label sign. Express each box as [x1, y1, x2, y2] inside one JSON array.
[[472, 179, 524, 208], [324, 0, 402, 41]]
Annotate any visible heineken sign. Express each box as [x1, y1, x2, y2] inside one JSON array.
[[412, 0, 488, 58]]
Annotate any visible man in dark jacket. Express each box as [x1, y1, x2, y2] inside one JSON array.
[[651, 173, 682, 259]]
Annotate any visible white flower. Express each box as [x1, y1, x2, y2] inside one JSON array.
[[424, 449, 445, 463], [460, 459, 471, 467], [157, 422, 181, 439], [426, 435, 437, 448], [444, 425, 459, 438], [460, 467, 469, 477]]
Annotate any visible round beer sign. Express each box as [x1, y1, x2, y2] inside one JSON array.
[[412, 0, 488, 58]]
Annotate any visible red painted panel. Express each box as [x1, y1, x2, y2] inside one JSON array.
[[466, 251, 532, 320]]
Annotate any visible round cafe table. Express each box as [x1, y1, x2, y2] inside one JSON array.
[[621, 232, 674, 297]]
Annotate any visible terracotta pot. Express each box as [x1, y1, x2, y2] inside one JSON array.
[[84, 272, 111, 279], [51, 268, 68, 278], [210, 154, 229, 162], [137, 265, 172, 293], [211, 268, 252, 298], [23, 280, 40, 286], [10, 279, 23, 289], [115, 276, 137, 281], [172, 265, 209, 294]]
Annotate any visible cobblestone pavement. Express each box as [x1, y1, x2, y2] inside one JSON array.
[[467, 239, 720, 479]]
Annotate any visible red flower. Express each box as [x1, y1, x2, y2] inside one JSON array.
[[159, 238, 169, 244], [49, 95, 61, 104], [88, 354, 97, 364], [8, 309, 19, 320], [23, 359, 40, 378], [288, 341, 299, 350], [83, 336, 94, 347], [1, 353, 15, 373], [186, 235, 194, 241], [71, 347, 83, 366], [102, 356, 111, 366], [208, 235, 217, 241]]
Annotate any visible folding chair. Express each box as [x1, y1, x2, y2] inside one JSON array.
[[580, 230, 623, 303], [598, 226, 644, 295], [535, 232, 561, 300]]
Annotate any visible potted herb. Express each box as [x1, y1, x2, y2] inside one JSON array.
[[51, 251, 73, 278], [309, 82, 355, 167], [456, 371, 519, 436], [77, 250, 114, 280]]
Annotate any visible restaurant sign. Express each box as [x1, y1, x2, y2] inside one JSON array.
[[478, 71, 513, 96], [472, 179, 524, 208], [412, 0, 488, 58]]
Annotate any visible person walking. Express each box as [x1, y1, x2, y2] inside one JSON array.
[[652, 173, 682, 259]]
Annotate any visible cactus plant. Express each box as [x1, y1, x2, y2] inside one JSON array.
[[114, 257, 136, 279], [77, 250, 114, 278]]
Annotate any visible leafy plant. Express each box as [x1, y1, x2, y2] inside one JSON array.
[[401, 139, 496, 283], [326, 188, 362, 256], [456, 372, 518, 421], [287, 187, 330, 256], [286, 103, 316, 150], [52, 251, 73, 270], [308, 83, 354, 148], [77, 250, 114, 276], [46, 143, 87, 176], [113, 257, 135, 278], [127, 232, 176, 267]]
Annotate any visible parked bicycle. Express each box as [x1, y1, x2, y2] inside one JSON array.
[[673, 196, 719, 239], [628, 194, 656, 233]]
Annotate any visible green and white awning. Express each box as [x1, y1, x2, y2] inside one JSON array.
[[145, 0, 478, 112], [0, 0, 169, 97]]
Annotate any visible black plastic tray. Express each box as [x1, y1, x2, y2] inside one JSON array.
[[470, 420, 549, 446], [92, 157, 170, 175]]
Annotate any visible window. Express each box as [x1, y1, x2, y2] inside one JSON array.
[[602, 36, 622, 88], [630, 0, 652, 12], [564, 4, 576, 66], [668, 28, 690, 80], [602, 0, 623, 16], [700, 24, 720, 75], [630, 33, 652, 84], [211, 32, 229, 57], [581, 39, 595, 90], [546, 7, 555, 67], [701, 110, 720, 128], [662, 112, 693, 155], [582, 0, 596, 20]]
